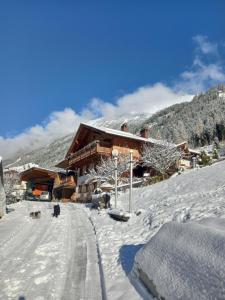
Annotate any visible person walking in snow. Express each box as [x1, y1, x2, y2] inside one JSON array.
[[53, 204, 57, 217], [103, 192, 111, 208], [56, 204, 60, 217], [53, 204, 60, 217]]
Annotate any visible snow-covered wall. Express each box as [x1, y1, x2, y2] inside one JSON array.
[[0, 157, 6, 217]]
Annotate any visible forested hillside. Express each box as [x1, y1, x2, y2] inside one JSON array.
[[141, 84, 225, 147]]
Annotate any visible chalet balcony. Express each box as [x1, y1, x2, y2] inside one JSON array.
[[54, 175, 75, 188], [68, 140, 112, 165]]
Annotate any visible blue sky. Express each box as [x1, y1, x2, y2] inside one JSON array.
[[0, 0, 225, 158]]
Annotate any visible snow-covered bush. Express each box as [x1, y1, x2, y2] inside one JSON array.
[[198, 150, 212, 166], [212, 148, 219, 159]]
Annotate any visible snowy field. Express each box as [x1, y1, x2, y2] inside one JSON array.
[[86, 160, 225, 299], [0, 202, 102, 300]]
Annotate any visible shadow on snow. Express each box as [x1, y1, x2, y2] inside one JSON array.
[[119, 243, 144, 275]]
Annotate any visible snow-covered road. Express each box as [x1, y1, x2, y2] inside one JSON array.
[[0, 202, 102, 300]]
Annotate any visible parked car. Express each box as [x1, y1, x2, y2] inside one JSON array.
[[40, 191, 50, 201], [25, 193, 38, 201]]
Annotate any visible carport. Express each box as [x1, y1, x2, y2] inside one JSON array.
[[20, 167, 57, 200]]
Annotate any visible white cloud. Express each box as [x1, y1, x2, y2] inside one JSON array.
[[89, 83, 192, 120], [193, 35, 218, 55], [175, 59, 225, 93], [0, 108, 93, 159], [174, 35, 225, 93]]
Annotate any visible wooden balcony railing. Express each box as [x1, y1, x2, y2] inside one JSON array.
[[54, 175, 75, 187], [68, 140, 112, 165]]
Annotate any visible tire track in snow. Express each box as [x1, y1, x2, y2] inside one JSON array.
[[0, 202, 103, 300], [62, 204, 103, 300]]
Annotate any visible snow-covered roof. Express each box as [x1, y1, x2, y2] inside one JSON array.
[[80, 122, 168, 145], [20, 166, 57, 174], [175, 141, 188, 147], [100, 182, 114, 189], [189, 148, 201, 155], [65, 122, 180, 159], [4, 162, 40, 173]]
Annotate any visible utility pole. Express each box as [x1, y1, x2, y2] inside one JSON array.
[[129, 150, 133, 213], [112, 149, 119, 209]]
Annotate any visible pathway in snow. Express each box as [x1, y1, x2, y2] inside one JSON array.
[[0, 202, 102, 300]]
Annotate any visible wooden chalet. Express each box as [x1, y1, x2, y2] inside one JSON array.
[[55, 122, 200, 202], [55, 122, 183, 202], [56, 122, 161, 173]]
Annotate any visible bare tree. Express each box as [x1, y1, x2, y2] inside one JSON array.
[[88, 154, 131, 184], [142, 142, 181, 178]]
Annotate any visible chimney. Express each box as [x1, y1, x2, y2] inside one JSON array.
[[140, 125, 149, 139], [121, 121, 128, 132]]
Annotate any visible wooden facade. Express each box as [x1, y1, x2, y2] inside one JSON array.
[[57, 123, 149, 176], [53, 172, 76, 202]]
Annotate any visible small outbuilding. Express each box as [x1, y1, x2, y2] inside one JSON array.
[[20, 167, 57, 200]]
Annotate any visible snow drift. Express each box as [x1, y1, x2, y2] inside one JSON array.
[[133, 218, 225, 300]]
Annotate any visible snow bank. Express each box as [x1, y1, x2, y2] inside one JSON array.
[[134, 218, 225, 300], [87, 160, 225, 299], [119, 160, 225, 228]]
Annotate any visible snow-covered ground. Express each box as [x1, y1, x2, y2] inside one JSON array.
[[1, 160, 225, 299], [0, 202, 102, 300], [86, 160, 225, 299]]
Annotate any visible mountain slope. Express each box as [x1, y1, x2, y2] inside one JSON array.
[[140, 84, 225, 147], [4, 134, 74, 170]]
